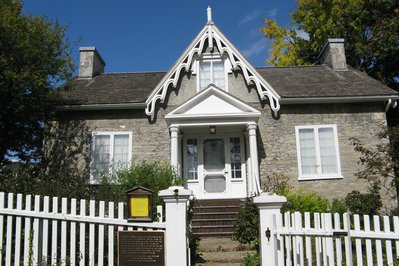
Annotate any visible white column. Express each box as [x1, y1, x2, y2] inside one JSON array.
[[159, 186, 192, 266], [254, 193, 287, 266], [247, 122, 261, 195], [169, 125, 180, 175]]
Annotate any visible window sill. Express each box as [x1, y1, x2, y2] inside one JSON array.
[[298, 175, 343, 181], [187, 179, 199, 183], [231, 178, 244, 182]]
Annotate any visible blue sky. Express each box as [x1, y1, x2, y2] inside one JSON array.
[[23, 1, 297, 74]]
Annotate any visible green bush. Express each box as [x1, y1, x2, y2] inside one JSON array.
[[282, 188, 330, 214], [345, 185, 382, 215], [242, 253, 260, 266], [330, 198, 348, 214], [232, 198, 259, 248], [98, 161, 183, 218]]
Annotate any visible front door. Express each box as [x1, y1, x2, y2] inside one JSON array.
[[184, 135, 246, 199]]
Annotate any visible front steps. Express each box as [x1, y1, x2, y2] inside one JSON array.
[[192, 199, 242, 237], [196, 237, 256, 266]]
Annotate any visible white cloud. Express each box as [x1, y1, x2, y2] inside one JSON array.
[[296, 29, 309, 40], [265, 8, 277, 19], [238, 9, 262, 26], [242, 38, 269, 59], [238, 8, 278, 27]]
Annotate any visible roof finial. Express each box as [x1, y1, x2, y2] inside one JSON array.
[[207, 6, 213, 24]]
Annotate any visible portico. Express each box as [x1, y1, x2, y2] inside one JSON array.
[[165, 86, 262, 199]]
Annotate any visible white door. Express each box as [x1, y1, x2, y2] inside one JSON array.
[[184, 135, 246, 199]]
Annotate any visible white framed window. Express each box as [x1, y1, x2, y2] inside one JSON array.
[[295, 125, 342, 180], [185, 138, 198, 180], [197, 59, 226, 91], [91, 131, 132, 183]]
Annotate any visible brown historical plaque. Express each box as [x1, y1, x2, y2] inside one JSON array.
[[118, 231, 165, 266]]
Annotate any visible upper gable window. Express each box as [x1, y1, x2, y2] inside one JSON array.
[[295, 125, 342, 180], [198, 60, 226, 91]]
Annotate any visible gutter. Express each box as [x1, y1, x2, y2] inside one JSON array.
[[57, 103, 146, 111], [279, 95, 399, 104]]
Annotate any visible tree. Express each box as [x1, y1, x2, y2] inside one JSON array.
[[350, 126, 399, 212], [261, 0, 399, 90], [0, 0, 73, 163]]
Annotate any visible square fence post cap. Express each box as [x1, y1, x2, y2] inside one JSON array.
[[158, 186, 192, 199], [253, 193, 287, 208]]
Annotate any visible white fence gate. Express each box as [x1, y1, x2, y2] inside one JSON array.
[[255, 193, 399, 266], [0, 186, 191, 266]]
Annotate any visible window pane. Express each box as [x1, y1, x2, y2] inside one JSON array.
[[113, 134, 130, 173], [92, 135, 111, 181], [213, 61, 225, 89], [186, 139, 198, 180], [318, 128, 338, 174], [230, 137, 242, 178], [199, 62, 211, 90], [203, 139, 225, 171], [298, 128, 317, 175]]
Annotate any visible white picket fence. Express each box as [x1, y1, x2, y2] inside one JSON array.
[[275, 211, 399, 266], [255, 194, 399, 266], [0, 192, 166, 266]]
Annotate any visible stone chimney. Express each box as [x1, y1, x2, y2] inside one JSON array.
[[79, 47, 106, 78], [318, 38, 347, 71]]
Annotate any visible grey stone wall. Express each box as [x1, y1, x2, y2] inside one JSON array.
[[257, 102, 388, 201], [50, 109, 171, 178]]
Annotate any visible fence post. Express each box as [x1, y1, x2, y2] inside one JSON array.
[[159, 186, 191, 266], [254, 193, 287, 266]]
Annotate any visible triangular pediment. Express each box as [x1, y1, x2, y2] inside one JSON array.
[[165, 86, 261, 122], [145, 10, 281, 121]]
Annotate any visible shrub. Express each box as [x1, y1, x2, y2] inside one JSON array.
[[330, 198, 348, 214], [345, 185, 382, 215], [242, 253, 260, 266], [232, 198, 259, 248], [282, 188, 330, 214], [98, 161, 183, 218]]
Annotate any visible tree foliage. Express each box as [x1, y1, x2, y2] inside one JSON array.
[[350, 126, 399, 210], [0, 0, 73, 163], [261, 0, 399, 90]]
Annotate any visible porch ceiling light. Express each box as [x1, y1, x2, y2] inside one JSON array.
[[209, 126, 216, 134]]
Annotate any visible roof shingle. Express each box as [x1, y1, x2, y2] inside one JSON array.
[[61, 65, 397, 106]]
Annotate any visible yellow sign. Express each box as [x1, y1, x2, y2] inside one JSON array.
[[130, 196, 149, 217]]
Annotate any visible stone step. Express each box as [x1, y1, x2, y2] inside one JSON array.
[[192, 199, 242, 237], [198, 237, 253, 252], [192, 218, 236, 227], [194, 212, 238, 220], [199, 250, 257, 264], [194, 199, 242, 207], [195, 237, 256, 265], [193, 205, 240, 213], [192, 225, 234, 235], [196, 263, 241, 266]]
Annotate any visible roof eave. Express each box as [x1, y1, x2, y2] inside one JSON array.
[[57, 103, 146, 111], [280, 95, 399, 104]]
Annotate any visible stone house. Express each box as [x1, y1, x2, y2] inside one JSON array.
[[53, 8, 398, 201]]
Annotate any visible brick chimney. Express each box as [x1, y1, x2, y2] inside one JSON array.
[[318, 38, 347, 71], [78, 47, 106, 78]]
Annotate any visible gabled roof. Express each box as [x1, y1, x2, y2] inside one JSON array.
[[145, 20, 281, 120], [61, 72, 165, 105], [256, 65, 397, 99], [61, 65, 397, 110]]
